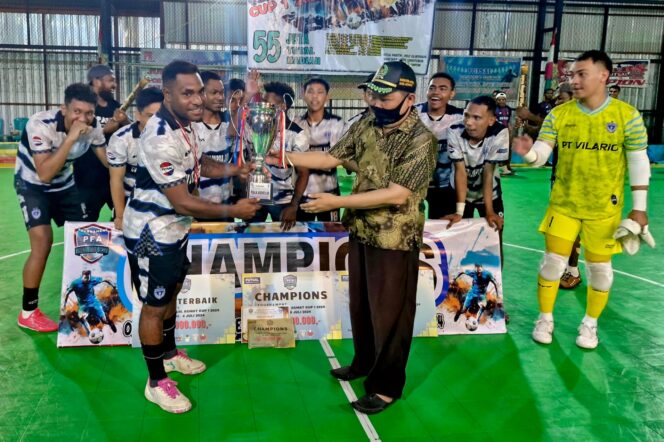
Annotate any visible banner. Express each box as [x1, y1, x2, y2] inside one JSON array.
[[557, 59, 649, 88], [139, 49, 234, 88], [58, 223, 133, 347], [440, 56, 523, 101], [246, 0, 436, 75]]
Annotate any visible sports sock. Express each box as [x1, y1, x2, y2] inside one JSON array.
[[582, 314, 598, 327], [566, 266, 580, 277], [537, 276, 560, 314], [586, 286, 609, 319], [162, 315, 177, 359], [22, 287, 39, 312], [141, 343, 167, 385]]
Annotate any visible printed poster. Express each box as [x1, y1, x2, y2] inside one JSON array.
[[440, 56, 523, 101]]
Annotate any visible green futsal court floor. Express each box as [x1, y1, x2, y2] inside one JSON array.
[[0, 167, 663, 441]]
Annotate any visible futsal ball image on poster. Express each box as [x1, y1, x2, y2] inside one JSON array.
[[58, 223, 134, 347]]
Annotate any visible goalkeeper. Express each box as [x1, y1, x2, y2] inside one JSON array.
[[512, 50, 653, 350]]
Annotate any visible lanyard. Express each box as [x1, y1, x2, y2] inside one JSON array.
[[177, 122, 199, 187]]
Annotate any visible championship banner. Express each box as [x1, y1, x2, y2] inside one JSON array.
[[139, 49, 234, 88], [335, 269, 439, 339], [246, 0, 436, 74], [58, 223, 133, 347], [131, 274, 237, 347], [440, 56, 523, 101], [557, 59, 649, 87], [242, 271, 338, 340]]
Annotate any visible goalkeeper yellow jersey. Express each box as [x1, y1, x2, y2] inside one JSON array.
[[538, 97, 648, 220]]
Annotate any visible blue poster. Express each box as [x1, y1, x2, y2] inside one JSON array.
[[440, 56, 522, 101]]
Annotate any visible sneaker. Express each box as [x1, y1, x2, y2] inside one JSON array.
[[532, 318, 554, 344], [576, 322, 599, 349], [560, 271, 582, 290], [144, 378, 192, 414], [17, 309, 58, 332], [164, 349, 206, 375]]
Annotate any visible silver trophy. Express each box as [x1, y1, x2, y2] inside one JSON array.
[[242, 101, 280, 205]]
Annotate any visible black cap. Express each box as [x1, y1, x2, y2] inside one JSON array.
[[357, 73, 375, 90], [87, 64, 114, 82], [366, 61, 417, 95]]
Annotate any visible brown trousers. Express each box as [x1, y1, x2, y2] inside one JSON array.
[[348, 238, 420, 399]]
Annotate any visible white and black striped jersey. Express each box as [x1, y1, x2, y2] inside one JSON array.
[[414, 102, 464, 189], [122, 106, 201, 256], [14, 109, 105, 193], [193, 115, 233, 204], [106, 121, 141, 197], [447, 123, 509, 203], [294, 112, 345, 195]]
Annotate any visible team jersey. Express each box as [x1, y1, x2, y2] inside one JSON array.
[[66, 276, 105, 305], [538, 97, 648, 219], [106, 121, 141, 197], [15, 109, 105, 193], [495, 106, 512, 128], [193, 117, 234, 204], [122, 106, 202, 256], [294, 112, 345, 195], [447, 123, 509, 203], [415, 102, 464, 188], [343, 109, 369, 135]]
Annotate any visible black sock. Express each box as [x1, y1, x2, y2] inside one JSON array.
[[141, 343, 167, 385], [162, 315, 177, 359], [23, 287, 39, 311]]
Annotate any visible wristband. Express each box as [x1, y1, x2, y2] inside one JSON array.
[[523, 149, 537, 163], [632, 189, 647, 211], [456, 202, 466, 216]]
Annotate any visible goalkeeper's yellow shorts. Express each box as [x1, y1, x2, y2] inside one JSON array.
[[538, 206, 622, 256]]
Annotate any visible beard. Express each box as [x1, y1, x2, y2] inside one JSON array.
[[98, 90, 115, 103]]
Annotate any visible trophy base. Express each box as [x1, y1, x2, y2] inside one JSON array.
[[248, 181, 275, 205]]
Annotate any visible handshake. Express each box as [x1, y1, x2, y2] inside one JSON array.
[[614, 218, 656, 255]]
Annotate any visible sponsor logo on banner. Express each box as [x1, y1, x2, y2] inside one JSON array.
[[181, 277, 191, 293], [283, 274, 297, 290], [244, 276, 261, 284], [74, 224, 111, 263]]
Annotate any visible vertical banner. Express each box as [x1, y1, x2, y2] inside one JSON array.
[[247, 0, 436, 74], [58, 223, 134, 347], [440, 56, 523, 101]]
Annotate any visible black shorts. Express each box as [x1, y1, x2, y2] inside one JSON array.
[[15, 176, 89, 230], [462, 198, 505, 218], [426, 186, 457, 219], [128, 249, 190, 307]]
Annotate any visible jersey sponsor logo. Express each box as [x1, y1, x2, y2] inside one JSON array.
[[160, 162, 175, 176], [560, 141, 618, 152], [32, 136, 43, 146], [606, 122, 617, 133], [74, 224, 112, 264]]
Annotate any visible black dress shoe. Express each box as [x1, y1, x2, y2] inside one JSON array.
[[351, 394, 396, 415], [330, 366, 365, 381]]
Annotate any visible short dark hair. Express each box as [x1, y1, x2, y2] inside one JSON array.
[[162, 60, 200, 87], [609, 84, 621, 92], [303, 77, 330, 93], [430, 72, 455, 90], [469, 95, 497, 116], [226, 78, 246, 93], [200, 70, 222, 85], [576, 50, 613, 75], [544, 88, 554, 93], [64, 83, 97, 105], [264, 81, 295, 110], [135, 87, 164, 112]]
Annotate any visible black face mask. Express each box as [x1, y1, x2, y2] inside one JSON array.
[[371, 94, 410, 127]]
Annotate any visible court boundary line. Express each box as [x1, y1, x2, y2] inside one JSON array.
[[504, 242, 664, 288], [319, 338, 381, 442], [0, 242, 64, 261]]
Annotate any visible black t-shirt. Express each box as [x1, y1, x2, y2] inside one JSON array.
[[74, 99, 120, 189]]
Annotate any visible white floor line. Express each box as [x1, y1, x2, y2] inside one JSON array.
[[504, 242, 664, 288], [0, 242, 64, 261], [319, 338, 381, 442]]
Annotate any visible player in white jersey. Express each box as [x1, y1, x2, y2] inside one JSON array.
[[295, 78, 346, 221], [414, 72, 464, 219], [193, 71, 234, 216], [343, 73, 374, 134], [446, 96, 509, 259], [107, 87, 163, 230], [15, 83, 107, 332], [122, 61, 260, 414], [248, 81, 310, 230]]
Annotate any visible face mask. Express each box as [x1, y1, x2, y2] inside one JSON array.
[[371, 94, 410, 127]]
